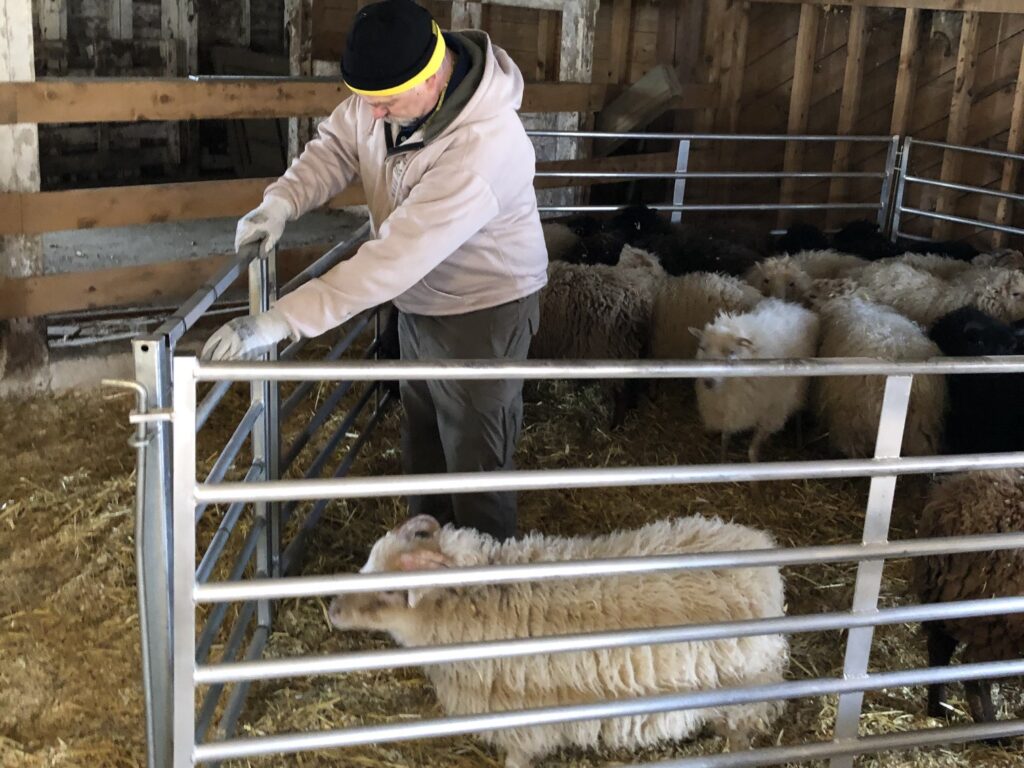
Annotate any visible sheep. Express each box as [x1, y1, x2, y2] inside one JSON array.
[[530, 249, 666, 427], [604, 204, 675, 244], [328, 513, 790, 768], [641, 227, 764, 278], [563, 230, 629, 266], [888, 252, 973, 280], [854, 261, 962, 326], [541, 221, 581, 262], [973, 248, 1024, 270], [927, 306, 1024, 455], [772, 221, 830, 255], [912, 470, 1024, 725], [743, 250, 867, 302], [895, 235, 979, 262], [692, 299, 820, 462], [812, 296, 947, 457], [949, 266, 1024, 323], [649, 272, 763, 362], [830, 219, 901, 260]]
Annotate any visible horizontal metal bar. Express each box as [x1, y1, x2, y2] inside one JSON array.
[[278, 222, 372, 297], [526, 130, 894, 143], [899, 206, 1024, 237], [278, 313, 375, 420], [194, 355, 1024, 383], [195, 462, 264, 584], [902, 174, 1024, 204], [195, 380, 233, 433], [641, 719, 1024, 768], [194, 400, 264, 524], [534, 171, 884, 180], [194, 530, 1024, 604], [908, 138, 1024, 163], [195, 600, 258, 743], [281, 392, 393, 576], [154, 244, 258, 345], [538, 203, 881, 213], [196, 452, 1024, 507], [191, 658, 1024, 762], [195, 520, 265, 664], [195, 594, 1024, 685]]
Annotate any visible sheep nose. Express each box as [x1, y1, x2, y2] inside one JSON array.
[[702, 379, 714, 390], [327, 598, 345, 628]]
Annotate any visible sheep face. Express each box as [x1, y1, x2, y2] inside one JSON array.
[[744, 258, 811, 301], [929, 307, 1019, 357], [692, 324, 753, 390], [327, 515, 451, 633], [974, 271, 1024, 321]]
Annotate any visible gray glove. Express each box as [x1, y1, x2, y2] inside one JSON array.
[[235, 196, 294, 255], [200, 308, 294, 361]]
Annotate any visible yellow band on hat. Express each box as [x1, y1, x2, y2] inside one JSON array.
[[346, 20, 446, 97]]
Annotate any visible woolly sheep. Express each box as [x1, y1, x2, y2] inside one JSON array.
[[649, 272, 763, 362], [950, 266, 1024, 322], [812, 296, 947, 457], [639, 224, 765, 278], [693, 299, 820, 462], [743, 250, 867, 302], [328, 514, 790, 768], [541, 221, 580, 262], [973, 248, 1024, 270], [895, 235, 979, 262], [530, 250, 666, 427], [854, 261, 962, 326], [927, 306, 1024, 455], [830, 219, 901, 260], [888, 252, 973, 280], [912, 470, 1024, 724], [772, 221, 829, 255]]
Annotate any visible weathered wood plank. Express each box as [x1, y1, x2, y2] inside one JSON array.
[[607, 0, 633, 85], [779, 3, 822, 226], [828, 4, 870, 219], [933, 11, 982, 239], [695, 0, 729, 133], [747, 0, 1021, 12], [890, 7, 923, 135], [993, 39, 1024, 247]]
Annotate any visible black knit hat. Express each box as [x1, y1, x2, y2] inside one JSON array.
[[341, 0, 443, 95]]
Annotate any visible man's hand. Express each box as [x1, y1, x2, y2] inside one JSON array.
[[235, 196, 295, 255], [200, 308, 295, 361]]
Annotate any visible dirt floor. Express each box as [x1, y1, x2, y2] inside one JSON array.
[[1, 361, 1023, 767]]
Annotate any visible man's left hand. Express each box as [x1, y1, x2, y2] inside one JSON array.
[[200, 308, 294, 361]]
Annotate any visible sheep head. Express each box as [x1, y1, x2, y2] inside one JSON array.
[[973, 270, 1024, 322], [328, 515, 453, 633], [744, 257, 812, 302], [692, 319, 753, 391]]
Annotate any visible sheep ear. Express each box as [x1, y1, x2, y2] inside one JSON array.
[[688, 326, 703, 340], [737, 337, 754, 348], [395, 514, 441, 545]]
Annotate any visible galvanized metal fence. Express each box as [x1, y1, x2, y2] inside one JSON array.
[[121, 130, 1024, 768]]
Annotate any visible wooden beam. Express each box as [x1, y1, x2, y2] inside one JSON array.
[[695, 0, 729, 133], [451, 0, 482, 27], [535, 9, 558, 81], [0, 152, 679, 236], [828, 4, 870, 221], [607, 0, 633, 85], [717, 0, 752, 135], [779, 3, 822, 228], [890, 7, 922, 136], [933, 11, 982, 240], [37, 0, 67, 41], [0, 79, 666, 125], [1, 0, 47, 375], [993, 39, 1024, 248], [746, 0, 1020, 13]]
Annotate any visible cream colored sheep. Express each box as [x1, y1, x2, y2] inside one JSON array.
[[329, 514, 789, 768], [972, 248, 1024, 270], [649, 272, 762, 362], [951, 266, 1024, 322], [853, 261, 965, 326], [890, 252, 973, 280], [813, 295, 947, 457], [541, 221, 580, 262], [743, 250, 866, 302], [693, 299, 820, 461]]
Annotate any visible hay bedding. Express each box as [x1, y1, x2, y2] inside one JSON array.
[[2, 373, 1023, 767]]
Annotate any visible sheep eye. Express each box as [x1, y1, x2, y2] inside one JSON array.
[[788, 281, 796, 287], [414, 530, 432, 540]]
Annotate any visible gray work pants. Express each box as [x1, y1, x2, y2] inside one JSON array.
[[397, 292, 540, 541]]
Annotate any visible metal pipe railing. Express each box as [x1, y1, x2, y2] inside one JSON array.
[[194, 530, 1024, 604], [906, 137, 1024, 162], [534, 170, 885, 180], [195, 462, 264, 584], [899, 206, 1024, 237], [526, 130, 895, 142], [195, 381, 233, 433], [903, 173, 1024, 204], [278, 222, 371, 297], [538, 202, 881, 213], [191, 658, 1024, 762], [194, 593, 1024, 685], [194, 400, 264, 524], [194, 600, 258, 743]]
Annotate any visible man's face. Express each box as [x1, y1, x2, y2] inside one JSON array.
[[360, 72, 442, 126]]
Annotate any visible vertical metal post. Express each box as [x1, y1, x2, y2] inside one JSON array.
[[132, 335, 174, 768], [248, 245, 281, 640], [830, 374, 914, 766], [171, 355, 198, 768], [671, 139, 691, 224], [877, 136, 902, 234], [889, 137, 913, 242]]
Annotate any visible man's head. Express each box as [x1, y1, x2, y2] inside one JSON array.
[[341, 0, 452, 126]]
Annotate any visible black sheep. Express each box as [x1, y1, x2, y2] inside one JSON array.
[[928, 306, 1024, 455], [640, 226, 763, 278], [773, 221, 830, 255], [830, 219, 901, 260], [895, 236, 979, 262], [604, 204, 675, 244], [563, 231, 629, 266]]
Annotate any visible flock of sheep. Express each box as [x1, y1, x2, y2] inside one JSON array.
[[339, 209, 1024, 767]]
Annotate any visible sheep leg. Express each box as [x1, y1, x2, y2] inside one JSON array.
[[719, 431, 730, 462], [610, 385, 629, 430], [925, 624, 958, 718], [795, 410, 805, 452], [965, 679, 997, 725], [747, 428, 768, 463]]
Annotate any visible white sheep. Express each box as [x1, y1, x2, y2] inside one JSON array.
[[649, 272, 763, 363], [692, 298, 820, 462], [889, 252, 974, 280], [972, 248, 1024, 270], [328, 514, 789, 768], [541, 221, 581, 262], [743, 249, 866, 302], [853, 260, 962, 326], [950, 266, 1024, 322], [813, 295, 947, 457]]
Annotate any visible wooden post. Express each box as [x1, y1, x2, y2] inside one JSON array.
[[828, 4, 869, 224], [992, 40, 1024, 248], [162, 0, 198, 174], [108, 0, 133, 40], [555, 0, 599, 162], [607, 0, 634, 85], [933, 11, 981, 240], [890, 7, 922, 136], [38, 0, 67, 42], [779, 3, 821, 228], [451, 1, 482, 28], [717, 1, 751, 135], [286, 0, 315, 162], [535, 9, 558, 81], [1, 0, 47, 377], [695, 0, 729, 134]]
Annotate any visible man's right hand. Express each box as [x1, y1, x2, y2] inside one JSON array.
[[235, 196, 295, 255]]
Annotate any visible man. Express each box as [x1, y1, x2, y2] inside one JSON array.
[[201, 0, 547, 541]]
